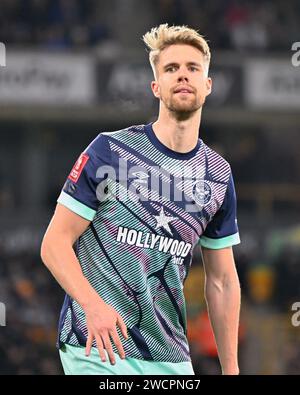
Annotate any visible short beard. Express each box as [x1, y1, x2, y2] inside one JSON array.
[[166, 98, 202, 121]]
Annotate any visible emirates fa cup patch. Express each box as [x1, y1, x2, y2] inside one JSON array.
[[68, 153, 89, 183]]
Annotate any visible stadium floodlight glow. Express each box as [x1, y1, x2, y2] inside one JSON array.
[[291, 42, 300, 67], [0, 303, 6, 327], [0, 42, 6, 67]]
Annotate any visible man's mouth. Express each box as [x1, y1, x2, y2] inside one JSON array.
[[174, 86, 194, 94]]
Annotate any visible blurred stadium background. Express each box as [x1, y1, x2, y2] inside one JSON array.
[[0, 0, 300, 375]]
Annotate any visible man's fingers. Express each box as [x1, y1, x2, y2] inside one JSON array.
[[95, 335, 107, 362], [110, 329, 126, 360], [85, 333, 93, 356], [116, 314, 128, 339], [101, 333, 116, 365]]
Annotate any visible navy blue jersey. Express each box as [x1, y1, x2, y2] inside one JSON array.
[[57, 123, 240, 362]]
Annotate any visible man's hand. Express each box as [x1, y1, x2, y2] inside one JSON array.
[[84, 299, 128, 365]]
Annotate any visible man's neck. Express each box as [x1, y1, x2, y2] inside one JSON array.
[[152, 108, 202, 154]]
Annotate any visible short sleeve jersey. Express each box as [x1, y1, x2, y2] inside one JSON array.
[[57, 123, 240, 363]]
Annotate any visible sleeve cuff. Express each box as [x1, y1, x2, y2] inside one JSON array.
[[199, 233, 240, 249], [57, 191, 96, 221]]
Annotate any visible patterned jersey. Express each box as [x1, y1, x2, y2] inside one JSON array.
[[56, 122, 240, 363]]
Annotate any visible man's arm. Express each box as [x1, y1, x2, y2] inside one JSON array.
[[40, 203, 128, 365], [201, 246, 241, 375]]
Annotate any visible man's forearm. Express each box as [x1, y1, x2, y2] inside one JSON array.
[[41, 235, 104, 310], [205, 274, 241, 374]]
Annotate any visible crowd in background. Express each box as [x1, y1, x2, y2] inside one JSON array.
[[0, 248, 63, 374], [152, 0, 299, 51], [0, 0, 110, 49], [1, 0, 299, 51]]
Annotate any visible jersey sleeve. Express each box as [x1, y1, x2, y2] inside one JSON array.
[[57, 133, 111, 221], [199, 172, 240, 249]]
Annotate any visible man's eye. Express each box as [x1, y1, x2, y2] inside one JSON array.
[[166, 66, 176, 72], [190, 67, 198, 72]]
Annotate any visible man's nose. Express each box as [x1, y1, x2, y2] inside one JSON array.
[[177, 70, 189, 83]]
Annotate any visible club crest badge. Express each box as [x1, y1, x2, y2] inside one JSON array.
[[192, 180, 212, 206]]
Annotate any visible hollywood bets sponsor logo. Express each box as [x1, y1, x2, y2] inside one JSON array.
[[116, 226, 192, 264]]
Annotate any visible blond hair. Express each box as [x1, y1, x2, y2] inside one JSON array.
[[142, 23, 211, 78]]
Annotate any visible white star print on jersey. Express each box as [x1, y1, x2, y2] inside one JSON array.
[[154, 207, 178, 235]]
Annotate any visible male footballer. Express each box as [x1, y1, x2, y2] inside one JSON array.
[[41, 24, 241, 375]]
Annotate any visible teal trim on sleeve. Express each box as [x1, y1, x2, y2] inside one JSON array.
[[200, 233, 240, 249], [57, 191, 96, 221]]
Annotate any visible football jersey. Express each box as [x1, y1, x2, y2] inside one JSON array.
[[56, 122, 240, 363]]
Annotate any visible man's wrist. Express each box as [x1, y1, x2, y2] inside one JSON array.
[[80, 291, 106, 311], [222, 367, 240, 375]]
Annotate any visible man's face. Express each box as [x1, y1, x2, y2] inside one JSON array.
[[151, 44, 212, 117]]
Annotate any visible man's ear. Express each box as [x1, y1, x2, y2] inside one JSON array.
[[151, 80, 161, 99], [206, 77, 212, 96]]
